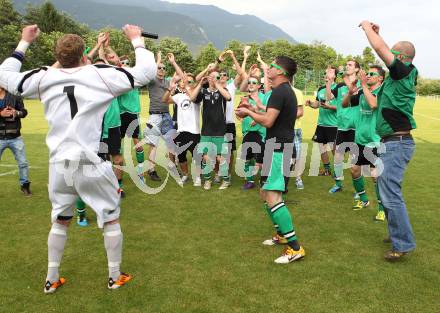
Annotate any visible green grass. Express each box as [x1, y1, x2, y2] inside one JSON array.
[[0, 95, 439, 313]]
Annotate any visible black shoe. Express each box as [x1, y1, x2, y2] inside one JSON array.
[[20, 182, 32, 197], [120, 189, 126, 198], [148, 170, 161, 181]]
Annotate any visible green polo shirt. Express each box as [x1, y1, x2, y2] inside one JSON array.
[[102, 98, 121, 139], [241, 92, 267, 138], [316, 84, 338, 127]]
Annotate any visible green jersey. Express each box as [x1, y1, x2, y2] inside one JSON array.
[[315, 84, 338, 126], [333, 81, 361, 131], [118, 88, 141, 114], [376, 59, 418, 137], [102, 98, 121, 139], [351, 87, 381, 147], [241, 92, 268, 138]]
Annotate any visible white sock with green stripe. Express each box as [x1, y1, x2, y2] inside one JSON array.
[[104, 223, 123, 280]]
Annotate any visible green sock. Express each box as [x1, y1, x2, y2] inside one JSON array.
[[264, 202, 280, 233], [118, 179, 123, 189], [219, 159, 229, 180], [324, 163, 331, 171], [244, 159, 256, 182], [269, 202, 297, 242], [76, 198, 86, 217], [136, 150, 145, 164], [375, 183, 384, 212], [353, 176, 368, 202], [201, 162, 211, 180]]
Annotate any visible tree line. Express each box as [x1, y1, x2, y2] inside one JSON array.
[[0, 0, 438, 95]]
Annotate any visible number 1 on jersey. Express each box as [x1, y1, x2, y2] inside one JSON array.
[[63, 86, 78, 119]]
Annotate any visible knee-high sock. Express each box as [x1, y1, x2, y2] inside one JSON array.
[[104, 223, 123, 280], [245, 159, 256, 182], [219, 159, 230, 181], [47, 223, 68, 283], [375, 182, 384, 212], [334, 162, 344, 187], [352, 176, 368, 202], [269, 202, 297, 242], [76, 198, 86, 217], [136, 150, 145, 164], [201, 161, 211, 180], [263, 202, 280, 235]]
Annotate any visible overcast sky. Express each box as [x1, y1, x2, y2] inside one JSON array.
[[167, 0, 439, 78]]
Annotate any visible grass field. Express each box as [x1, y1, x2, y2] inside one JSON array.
[[0, 95, 439, 313]]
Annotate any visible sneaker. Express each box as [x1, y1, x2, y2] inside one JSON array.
[[108, 272, 133, 290], [148, 170, 161, 181], [295, 179, 304, 190], [213, 175, 221, 184], [203, 180, 212, 190], [43, 277, 66, 294], [20, 182, 32, 197], [274, 246, 306, 264], [242, 181, 255, 190], [77, 216, 88, 227], [328, 184, 342, 194], [262, 234, 288, 246], [181, 175, 189, 184], [353, 192, 360, 200], [353, 200, 370, 210], [374, 211, 385, 221], [384, 250, 408, 262], [193, 176, 202, 187], [318, 169, 332, 176], [219, 180, 231, 190]]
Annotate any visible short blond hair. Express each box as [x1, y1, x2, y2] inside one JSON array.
[[55, 34, 85, 68]]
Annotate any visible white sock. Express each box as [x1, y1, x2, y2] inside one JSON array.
[[46, 223, 68, 283], [103, 223, 123, 280]]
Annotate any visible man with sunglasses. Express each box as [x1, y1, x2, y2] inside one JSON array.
[[360, 21, 418, 261], [236, 56, 305, 264], [144, 52, 184, 181], [342, 66, 385, 217], [190, 71, 231, 190], [306, 66, 339, 177], [327, 60, 361, 194]]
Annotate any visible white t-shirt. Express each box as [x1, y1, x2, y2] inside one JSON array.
[[172, 93, 201, 134], [0, 45, 156, 163], [225, 81, 236, 124]]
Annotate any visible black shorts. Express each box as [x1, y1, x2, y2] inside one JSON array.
[[241, 131, 265, 164], [174, 132, 200, 163], [98, 127, 121, 160], [312, 125, 338, 144], [335, 129, 356, 153], [120, 112, 140, 139], [226, 123, 237, 151], [351, 144, 378, 167]]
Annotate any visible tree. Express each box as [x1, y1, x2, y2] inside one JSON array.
[[157, 37, 195, 76], [195, 43, 219, 73], [0, 0, 21, 28], [361, 47, 376, 68]]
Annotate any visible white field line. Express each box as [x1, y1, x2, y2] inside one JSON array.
[[414, 112, 440, 121]]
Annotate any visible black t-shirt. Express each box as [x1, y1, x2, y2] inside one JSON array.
[[266, 82, 297, 144], [196, 88, 227, 136]]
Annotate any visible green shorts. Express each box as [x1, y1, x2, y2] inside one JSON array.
[[261, 152, 287, 192], [198, 136, 228, 155]]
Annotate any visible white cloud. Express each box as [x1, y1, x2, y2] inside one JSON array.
[[166, 0, 439, 78]]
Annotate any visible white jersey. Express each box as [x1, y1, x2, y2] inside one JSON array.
[[0, 43, 156, 163], [225, 81, 236, 124], [172, 92, 201, 134]]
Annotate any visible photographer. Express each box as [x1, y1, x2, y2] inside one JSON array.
[[0, 87, 31, 196]]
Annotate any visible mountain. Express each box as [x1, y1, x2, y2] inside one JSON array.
[[13, 0, 296, 51]]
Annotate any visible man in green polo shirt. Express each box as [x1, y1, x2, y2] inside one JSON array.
[[360, 20, 417, 261], [342, 66, 385, 219]]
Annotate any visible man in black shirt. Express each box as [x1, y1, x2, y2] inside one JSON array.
[[236, 56, 305, 264], [0, 87, 31, 196], [190, 71, 231, 190]]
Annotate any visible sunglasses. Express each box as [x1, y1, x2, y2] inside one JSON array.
[[220, 73, 228, 77], [187, 80, 194, 84], [157, 66, 166, 70], [269, 63, 288, 75], [390, 49, 411, 59], [248, 80, 260, 85], [366, 72, 379, 77], [121, 60, 130, 65]]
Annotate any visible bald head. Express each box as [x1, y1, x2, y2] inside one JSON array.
[[392, 41, 416, 61]]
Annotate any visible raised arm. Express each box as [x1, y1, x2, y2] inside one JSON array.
[[190, 77, 206, 102], [87, 32, 108, 63], [359, 21, 394, 67], [358, 70, 377, 109], [215, 80, 231, 101], [167, 53, 185, 79]]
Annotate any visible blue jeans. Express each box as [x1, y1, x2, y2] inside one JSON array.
[[294, 128, 302, 160], [0, 136, 30, 185], [377, 139, 415, 252]]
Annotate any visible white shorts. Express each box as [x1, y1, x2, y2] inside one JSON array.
[[48, 161, 121, 228], [144, 113, 177, 152]]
